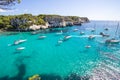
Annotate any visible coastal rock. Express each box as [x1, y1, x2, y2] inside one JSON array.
[[29, 24, 48, 30], [0, 14, 89, 31]]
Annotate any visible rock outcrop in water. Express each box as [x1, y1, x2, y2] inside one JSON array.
[[0, 14, 89, 31]]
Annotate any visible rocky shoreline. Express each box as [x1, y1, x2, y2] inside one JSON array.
[[0, 14, 89, 32]]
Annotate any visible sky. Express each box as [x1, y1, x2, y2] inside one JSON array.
[[0, 0, 120, 20]]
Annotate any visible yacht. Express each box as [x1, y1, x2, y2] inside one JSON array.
[[105, 38, 120, 44], [64, 35, 72, 39], [14, 39, 27, 45], [105, 23, 120, 44], [16, 47, 25, 50], [100, 32, 110, 37], [88, 35, 95, 40], [63, 35, 72, 41]]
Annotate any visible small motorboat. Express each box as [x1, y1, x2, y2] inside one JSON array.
[[58, 40, 63, 44], [91, 29, 95, 32], [85, 45, 91, 48], [16, 47, 25, 50], [73, 29, 79, 32], [104, 28, 109, 31], [100, 32, 104, 35], [105, 39, 120, 44], [39, 36, 46, 39], [88, 35, 95, 40], [14, 39, 27, 45], [100, 32, 110, 37], [80, 31, 85, 35], [64, 35, 72, 40], [103, 34, 110, 37]]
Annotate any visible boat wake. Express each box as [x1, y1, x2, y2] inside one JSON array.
[[71, 35, 102, 38]]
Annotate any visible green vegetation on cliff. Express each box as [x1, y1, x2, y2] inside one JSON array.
[[0, 14, 89, 31]]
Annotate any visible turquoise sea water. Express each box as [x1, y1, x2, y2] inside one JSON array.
[[0, 21, 120, 80]]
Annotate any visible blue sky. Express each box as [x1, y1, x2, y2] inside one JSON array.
[[0, 0, 120, 20]]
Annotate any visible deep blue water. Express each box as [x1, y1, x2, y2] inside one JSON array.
[[0, 21, 120, 80]]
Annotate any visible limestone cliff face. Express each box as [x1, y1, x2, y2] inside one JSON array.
[[0, 14, 89, 31], [42, 15, 89, 28]]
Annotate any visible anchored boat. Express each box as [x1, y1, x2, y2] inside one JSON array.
[[105, 38, 120, 44], [88, 35, 95, 40], [63, 35, 72, 41], [14, 39, 27, 45], [16, 47, 25, 50]]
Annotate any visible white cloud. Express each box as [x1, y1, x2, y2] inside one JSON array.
[[0, 8, 18, 12], [0, 8, 7, 12]]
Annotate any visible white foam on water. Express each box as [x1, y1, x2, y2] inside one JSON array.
[[71, 35, 102, 38]]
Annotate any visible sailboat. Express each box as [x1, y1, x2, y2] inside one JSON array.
[[105, 38, 120, 44], [105, 23, 120, 44], [91, 24, 96, 32], [14, 26, 27, 45], [100, 32, 110, 37], [88, 35, 95, 40], [89, 24, 96, 40]]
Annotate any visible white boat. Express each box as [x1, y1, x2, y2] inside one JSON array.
[[100, 32, 110, 37], [105, 39, 120, 44], [58, 40, 63, 44], [73, 29, 79, 32], [16, 47, 25, 50], [64, 35, 72, 40], [85, 45, 91, 48], [88, 35, 95, 40], [14, 39, 27, 45], [39, 36, 46, 39], [91, 29, 95, 32], [80, 31, 85, 35], [105, 23, 120, 44]]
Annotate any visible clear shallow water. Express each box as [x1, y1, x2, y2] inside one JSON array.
[[0, 21, 120, 80]]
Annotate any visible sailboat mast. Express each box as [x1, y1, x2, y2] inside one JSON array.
[[115, 23, 119, 38]]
